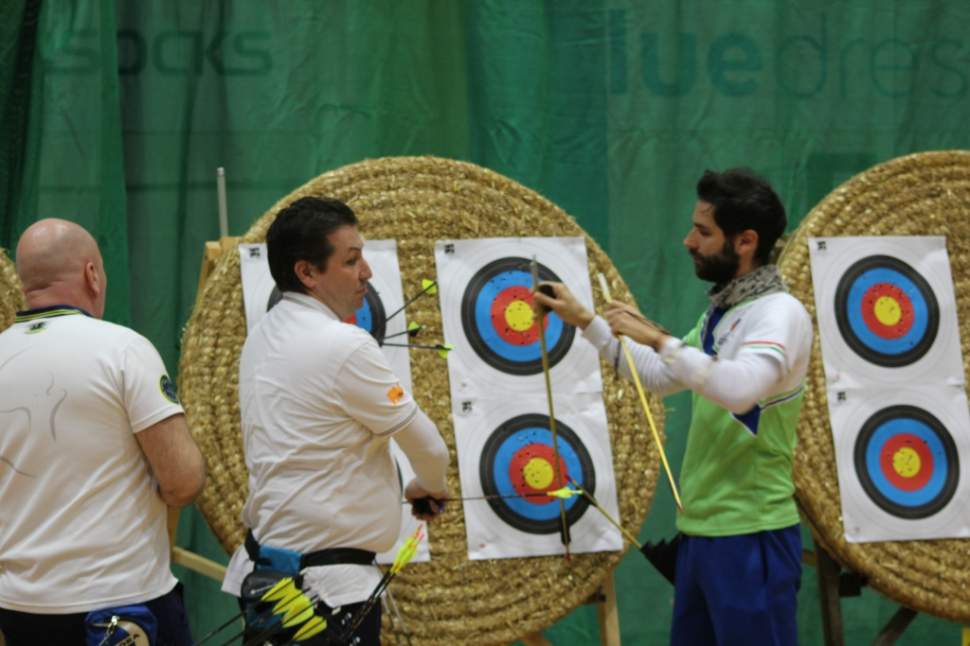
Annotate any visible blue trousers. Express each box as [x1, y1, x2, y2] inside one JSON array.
[[671, 525, 801, 646]]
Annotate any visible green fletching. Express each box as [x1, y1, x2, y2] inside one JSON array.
[[436, 343, 454, 358], [422, 279, 437, 295]]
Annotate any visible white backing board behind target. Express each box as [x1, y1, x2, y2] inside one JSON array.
[[827, 385, 970, 542], [454, 392, 622, 559], [239, 240, 427, 559], [433, 237, 602, 398], [809, 236, 970, 542]]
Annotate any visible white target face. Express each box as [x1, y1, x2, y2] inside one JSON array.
[[829, 385, 970, 543], [433, 237, 602, 399], [808, 236, 963, 385], [454, 393, 622, 560]]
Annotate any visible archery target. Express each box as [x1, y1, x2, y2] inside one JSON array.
[[479, 413, 594, 534], [461, 257, 574, 375], [834, 255, 939, 367], [376, 441, 430, 564], [808, 236, 963, 384], [454, 393, 622, 560], [828, 386, 970, 542], [240, 240, 412, 391], [434, 237, 602, 398], [853, 405, 958, 519]]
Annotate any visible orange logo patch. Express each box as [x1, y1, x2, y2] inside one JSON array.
[[387, 384, 405, 405]]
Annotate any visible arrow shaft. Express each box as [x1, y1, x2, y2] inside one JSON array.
[[381, 342, 442, 351], [531, 257, 571, 560], [385, 281, 437, 323], [596, 273, 683, 512]]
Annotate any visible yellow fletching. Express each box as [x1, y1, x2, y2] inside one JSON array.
[[391, 546, 417, 574], [547, 486, 579, 499], [391, 526, 424, 572], [282, 605, 315, 628], [422, 279, 437, 295], [280, 594, 313, 623], [261, 577, 296, 602], [273, 590, 309, 617], [407, 321, 421, 331], [269, 588, 302, 615], [294, 615, 327, 640]]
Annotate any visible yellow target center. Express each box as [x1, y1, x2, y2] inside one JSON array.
[[523, 458, 555, 490], [892, 447, 921, 478], [874, 296, 902, 326], [505, 300, 535, 332]]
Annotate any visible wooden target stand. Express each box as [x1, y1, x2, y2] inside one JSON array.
[[799, 506, 970, 646], [798, 507, 906, 646], [171, 236, 623, 645]]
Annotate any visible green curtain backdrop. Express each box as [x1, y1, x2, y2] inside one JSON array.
[[2, 1, 968, 643]]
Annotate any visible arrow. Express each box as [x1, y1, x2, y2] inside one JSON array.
[[382, 321, 423, 341], [596, 273, 683, 512], [382, 341, 453, 358], [569, 478, 642, 549], [385, 279, 438, 324], [342, 525, 425, 638]]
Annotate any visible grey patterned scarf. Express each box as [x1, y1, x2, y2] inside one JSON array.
[[708, 264, 788, 309]]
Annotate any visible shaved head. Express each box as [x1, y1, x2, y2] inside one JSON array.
[[16, 219, 107, 318]]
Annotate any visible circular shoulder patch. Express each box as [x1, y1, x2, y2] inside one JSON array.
[[159, 374, 180, 404]]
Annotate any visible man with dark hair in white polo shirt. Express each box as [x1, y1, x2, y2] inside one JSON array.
[[0, 219, 207, 645], [222, 196, 450, 645]]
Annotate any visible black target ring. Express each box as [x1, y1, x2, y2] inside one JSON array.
[[853, 405, 959, 519], [479, 413, 594, 535], [267, 282, 386, 343], [834, 255, 939, 367], [460, 257, 575, 376]]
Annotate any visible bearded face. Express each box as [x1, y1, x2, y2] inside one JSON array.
[[689, 236, 740, 284]]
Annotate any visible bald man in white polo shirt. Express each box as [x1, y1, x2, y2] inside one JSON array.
[[0, 219, 206, 645], [222, 197, 450, 645]]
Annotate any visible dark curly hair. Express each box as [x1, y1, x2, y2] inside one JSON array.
[[697, 168, 786, 265]]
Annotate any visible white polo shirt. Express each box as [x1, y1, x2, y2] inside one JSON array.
[[223, 292, 419, 607], [0, 306, 182, 613]]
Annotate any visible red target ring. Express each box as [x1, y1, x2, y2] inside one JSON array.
[[489, 285, 548, 346], [860, 283, 915, 340], [880, 433, 934, 492], [507, 443, 569, 504]]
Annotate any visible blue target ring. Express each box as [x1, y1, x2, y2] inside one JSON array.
[[480, 414, 594, 534], [461, 257, 575, 375], [835, 255, 939, 367], [269, 282, 386, 343], [854, 405, 958, 519], [348, 283, 387, 343], [473, 271, 566, 363]]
